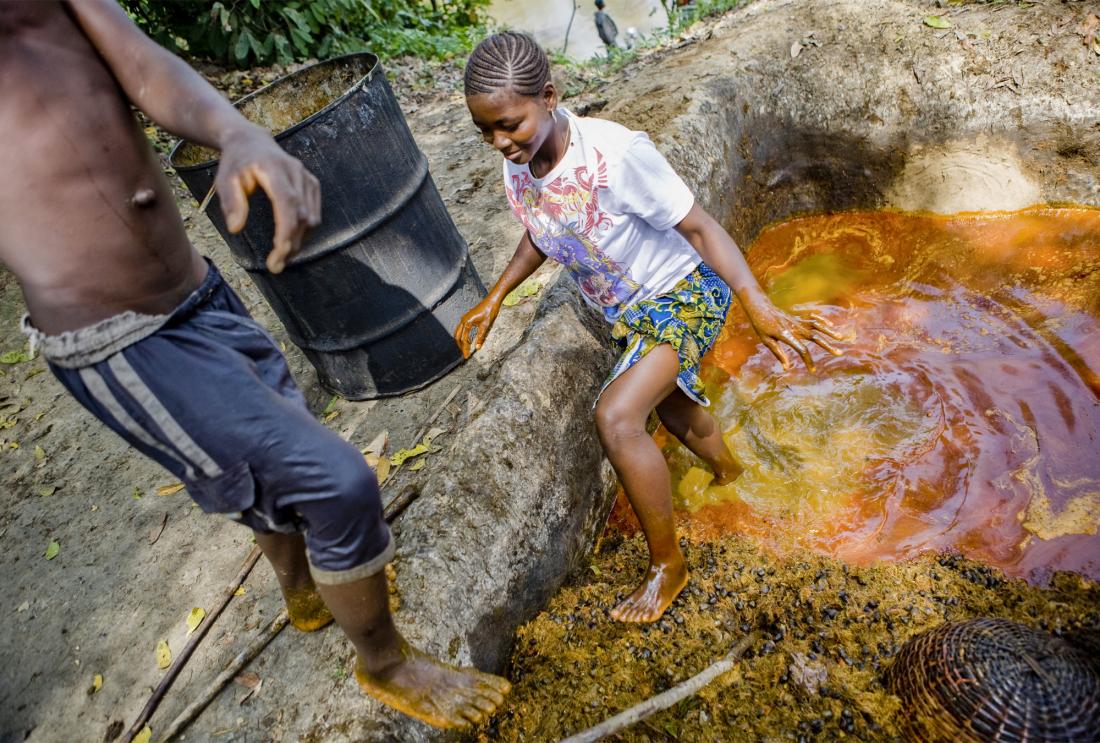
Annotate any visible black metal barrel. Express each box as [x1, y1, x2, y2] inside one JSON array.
[[170, 53, 485, 399]]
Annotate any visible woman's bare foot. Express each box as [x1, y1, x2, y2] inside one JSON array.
[[610, 558, 689, 623], [712, 458, 743, 486], [355, 645, 512, 728], [284, 586, 334, 632]]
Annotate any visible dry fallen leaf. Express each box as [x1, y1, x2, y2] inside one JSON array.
[[133, 726, 152, 743], [234, 586, 247, 597], [423, 427, 447, 449], [89, 673, 103, 695], [408, 459, 426, 472], [0, 350, 31, 365], [155, 639, 172, 669], [390, 443, 429, 467], [186, 607, 206, 636], [16, 600, 29, 613], [362, 431, 389, 458], [375, 456, 391, 485], [38, 485, 56, 498], [502, 278, 543, 307], [156, 483, 184, 497], [790, 41, 803, 58], [44, 539, 59, 561], [33, 445, 45, 461], [234, 671, 263, 705]]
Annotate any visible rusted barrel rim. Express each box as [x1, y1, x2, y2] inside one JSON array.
[[168, 52, 380, 172]]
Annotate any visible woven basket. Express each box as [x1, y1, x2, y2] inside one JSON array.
[[883, 618, 1100, 742]]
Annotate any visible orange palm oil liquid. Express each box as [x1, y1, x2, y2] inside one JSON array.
[[612, 207, 1100, 583]]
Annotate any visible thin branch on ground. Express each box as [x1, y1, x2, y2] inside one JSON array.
[[557, 633, 759, 743], [124, 545, 263, 743], [157, 609, 290, 743]]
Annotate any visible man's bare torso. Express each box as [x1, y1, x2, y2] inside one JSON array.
[[0, 1, 205, 335]]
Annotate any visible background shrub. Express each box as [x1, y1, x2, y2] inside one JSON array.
[[121, 0, 489, 67]]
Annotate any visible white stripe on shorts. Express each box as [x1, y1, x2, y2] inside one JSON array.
[[108, 354, 223, 479], [79, 367, 198, 481]]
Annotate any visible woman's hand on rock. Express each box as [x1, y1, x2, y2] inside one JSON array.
[[454, 295, 502, 359]]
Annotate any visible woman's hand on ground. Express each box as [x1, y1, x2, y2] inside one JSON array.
[[454, 296, 501, 358], [742, 296, 844, 371], [216, 126, 322, 274]]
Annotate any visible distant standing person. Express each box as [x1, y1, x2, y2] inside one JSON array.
[[0, 0, 508, 729], [594, 0, 619, 50]]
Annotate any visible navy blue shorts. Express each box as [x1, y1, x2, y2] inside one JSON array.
[[48, 263, 394, 584]]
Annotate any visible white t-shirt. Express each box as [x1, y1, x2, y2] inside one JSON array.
[[503, 109, 701, 322]]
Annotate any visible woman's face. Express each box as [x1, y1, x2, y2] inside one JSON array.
[[467, 84, 557, 166]]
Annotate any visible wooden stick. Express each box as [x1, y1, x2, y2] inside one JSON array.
[[195, 182, 217, 214], [125, 545, 263, 742], [557, 633, 759, 743], [382, 485, 420, 523], [157, 609, 290, 743]]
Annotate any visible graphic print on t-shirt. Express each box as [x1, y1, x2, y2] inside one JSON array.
[[506, 150, 641, 310]]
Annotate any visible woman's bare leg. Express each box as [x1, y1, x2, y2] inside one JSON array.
[[656, 389, 742, 485], [596, 344, 686, 623]]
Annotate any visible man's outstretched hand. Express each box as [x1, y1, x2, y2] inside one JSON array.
[[217, 126, 321, 274]]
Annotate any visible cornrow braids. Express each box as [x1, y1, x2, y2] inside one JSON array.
[[464, 31, 551, 97]]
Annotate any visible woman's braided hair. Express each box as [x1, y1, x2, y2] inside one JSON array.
[[464, 31, 551, 97]]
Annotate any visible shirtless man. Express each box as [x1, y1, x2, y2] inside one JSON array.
[[0, 0, 508, 730]]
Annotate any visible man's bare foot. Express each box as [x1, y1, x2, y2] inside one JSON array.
[[284, 586, 334, 632], [355, 645, 512, 728], [610, 558, 689, 623]]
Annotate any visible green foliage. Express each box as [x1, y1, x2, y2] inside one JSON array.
[[667, 0, 746, 33], [120, 0, 489, 67], [560, 0, 746, 77]]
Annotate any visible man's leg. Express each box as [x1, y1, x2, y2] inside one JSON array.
[[253, 532, 333, 632], [595, 344, 685, 623], [313, 572, 508, 728], [293, 442, 510, 728], [656, 389, 742, 485]]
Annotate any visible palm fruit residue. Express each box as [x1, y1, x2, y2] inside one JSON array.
[[611, 207, 1100, 582], [478, 535, 1100, 742]]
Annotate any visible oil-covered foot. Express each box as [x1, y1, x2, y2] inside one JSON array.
[[708, 446, 743, 488], [610, 558, 689, 623], [284, 586, 334, 632], [712, 459, 744, 486], [355, 644, 511, 728]]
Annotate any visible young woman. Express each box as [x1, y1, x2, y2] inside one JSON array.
[[455, 32, 842, 623]]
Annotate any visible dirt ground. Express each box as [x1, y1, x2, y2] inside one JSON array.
[[2, 0, 1099, 741]]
